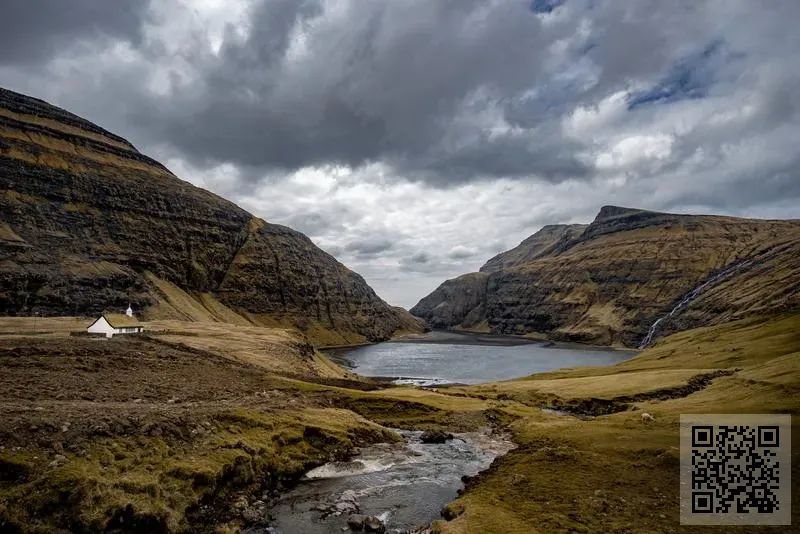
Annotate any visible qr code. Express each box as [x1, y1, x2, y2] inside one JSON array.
[[680, 414, 791, 525]]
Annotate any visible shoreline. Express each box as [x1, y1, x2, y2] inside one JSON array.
[[388, 329, 638, 352], [309, 327, 639, 354]]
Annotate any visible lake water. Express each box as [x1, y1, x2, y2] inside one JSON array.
[[326, 331, 634, 386]]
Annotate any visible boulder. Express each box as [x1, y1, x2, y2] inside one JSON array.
[[364, 516, 386, 533], [347, 514, 367, 531], [441, 502, 465, 520], [420, 430, 454, 444], [48, 454, 67, 469]]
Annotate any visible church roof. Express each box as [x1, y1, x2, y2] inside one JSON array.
[[102, 313, 141, 328]]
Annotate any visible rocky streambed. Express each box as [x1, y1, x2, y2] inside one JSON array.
[[250, 428, 515, 534]]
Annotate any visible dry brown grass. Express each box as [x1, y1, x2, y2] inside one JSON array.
[[242, 312, 369, 347], [461, 368, 711, 402], [144, 273, 240, 323], [0, 317, 92, 338], [2, 189, 42, 206], [143, 273, 371, 347], [1, 124, 173, 177], [0, 405, 396, 534], [144, 320, 345, 378], [1, 306, 796, 533], [0, 312, 345, 378]]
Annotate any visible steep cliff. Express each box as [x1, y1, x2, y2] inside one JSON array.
[[0, 87, 422, 345], [411, 206, 800, 347], [409, 272, 489, 330]]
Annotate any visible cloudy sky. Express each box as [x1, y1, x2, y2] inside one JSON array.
[[2, 0, 799, 308]]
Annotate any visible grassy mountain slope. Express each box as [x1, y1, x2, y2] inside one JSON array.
[[0, 87, 421, 345]]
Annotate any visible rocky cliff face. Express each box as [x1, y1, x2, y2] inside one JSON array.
[[411, 206, 800, 347], [0, 87, 421, 345], [408, 272, 489, 330]]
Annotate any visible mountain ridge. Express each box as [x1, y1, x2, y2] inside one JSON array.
[[411, 206, 800, 346]]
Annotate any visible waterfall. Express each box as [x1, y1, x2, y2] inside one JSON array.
[[639, 259, 753, 348]]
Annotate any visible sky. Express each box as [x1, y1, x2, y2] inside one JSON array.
[[2, 0, 799, 309]]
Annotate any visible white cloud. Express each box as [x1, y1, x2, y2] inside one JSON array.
[[595, 133, 674, 171], [563, 90, 629, 140]]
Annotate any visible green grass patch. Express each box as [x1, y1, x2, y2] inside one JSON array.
[[0, 408, 395, 533]]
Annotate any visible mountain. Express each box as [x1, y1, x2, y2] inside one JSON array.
[[411, 205, 800, 347], [0, 87, 422, 345]]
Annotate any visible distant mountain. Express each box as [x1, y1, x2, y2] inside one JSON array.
[[411, 206, 800, 347], [0, 87, 422, 345]]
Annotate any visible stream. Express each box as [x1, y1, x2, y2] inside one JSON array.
[[264, 429, 515, 533]]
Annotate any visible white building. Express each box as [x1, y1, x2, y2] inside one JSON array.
[[87, 306, 144, 338]]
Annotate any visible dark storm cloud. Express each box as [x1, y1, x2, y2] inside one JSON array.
[[409, 252, 431, 264], [11, 0, 795, 195], [448, 247, 476, 260], [344, 238, 395, 257], [0, 0, 152, 65], [123, 0, 590, 186], [5, 0, 800, 200], [125, 0, 786, 190]]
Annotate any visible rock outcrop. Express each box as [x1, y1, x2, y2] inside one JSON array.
[[0, 87, 422, 345], [411, 206, 800, 347], [409, 272, 489, 330]]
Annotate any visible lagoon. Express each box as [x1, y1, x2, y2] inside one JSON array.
[[326, 331, 634, 386]]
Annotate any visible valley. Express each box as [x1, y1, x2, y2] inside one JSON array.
[[0, 87, 797, 533]]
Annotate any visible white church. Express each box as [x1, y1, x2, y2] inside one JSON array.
[[87, 305, 144, 338]]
